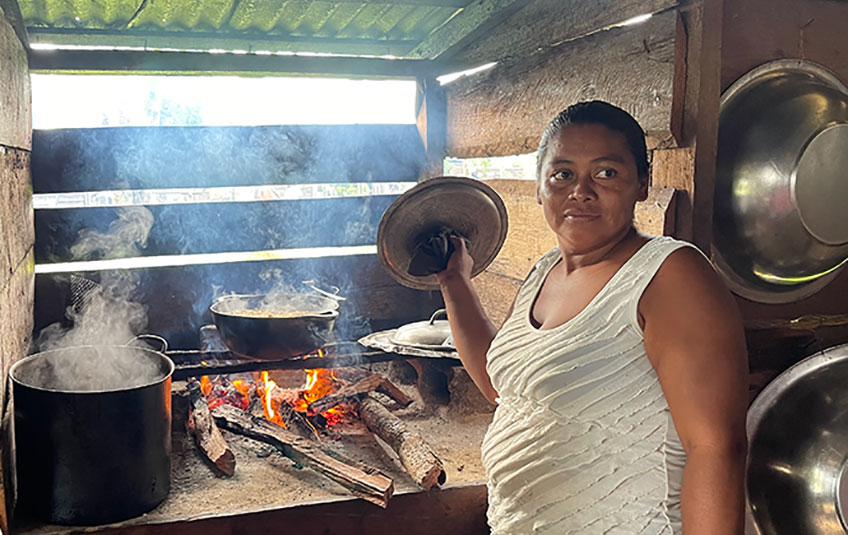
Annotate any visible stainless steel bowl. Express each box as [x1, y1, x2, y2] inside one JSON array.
[[746, 343, 848, 534], [714, 59, 848, 303]]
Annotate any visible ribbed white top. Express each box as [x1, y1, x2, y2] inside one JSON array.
[[482, 236, 694, 534]]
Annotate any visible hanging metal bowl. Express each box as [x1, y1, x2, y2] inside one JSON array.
[[746, 343, 848, 534], [713, 59, 848, 303]]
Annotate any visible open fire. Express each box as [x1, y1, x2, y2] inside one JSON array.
[[199, 354, 356, 434], [180, 343, 448, 507]]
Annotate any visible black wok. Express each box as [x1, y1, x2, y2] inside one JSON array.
[[211, 293, 339, 360]]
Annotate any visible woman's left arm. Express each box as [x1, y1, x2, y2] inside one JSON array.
[[640, 247, 749, 535]]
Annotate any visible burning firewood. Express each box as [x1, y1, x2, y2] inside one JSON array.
[[276, 400, 319, 440], [212, 404, 394, 508], [307, 374, 383, 415], [307, 374, 413, 415], [187, 378, 236, 477], [359, 394, 446, 491]]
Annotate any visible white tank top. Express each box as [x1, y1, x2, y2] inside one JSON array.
[[482, 236, 696, 534]]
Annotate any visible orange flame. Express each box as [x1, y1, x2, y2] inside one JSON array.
[[231, 379, 251, 408], [200, 375, 212, 396], [261, 371, 276, 421]]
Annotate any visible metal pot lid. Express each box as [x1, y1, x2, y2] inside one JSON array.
[[377, 177, 508, 290], [389, 310, 453, 349]]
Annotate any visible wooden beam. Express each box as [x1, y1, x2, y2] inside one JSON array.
[[444, 9, 677, 158], [0, 6, 31, 152], [0, 0, 28, 50], [28, 49, 430, 78], [407, 0, 530, 60], [689, 0, 722, 252], [416, 77, 447, 177], [27, 27, 418, 58], [444, 0, 679, 70]]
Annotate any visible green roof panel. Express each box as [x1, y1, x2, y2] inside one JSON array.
[[18, 0, 475, 57]]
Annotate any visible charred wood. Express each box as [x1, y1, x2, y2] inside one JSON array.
[[307, 374, 383, 415], [187, 378, 236, 477], [308, 374, 413, 415], [359, 394, 446, 491], [212, 404, 394, 508], [276, 400, 319, 440]]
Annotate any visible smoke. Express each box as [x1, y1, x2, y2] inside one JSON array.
[[35, 207, 154, 352], [33, 124, 427, 350]]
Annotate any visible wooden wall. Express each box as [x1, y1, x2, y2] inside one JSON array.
[[0, 3, 34, 532], [444, 8, 679, 158]]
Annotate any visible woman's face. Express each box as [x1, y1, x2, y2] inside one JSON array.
[[537, 123, 648, 254]]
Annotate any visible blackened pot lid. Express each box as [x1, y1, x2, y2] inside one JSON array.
[[377, 177, 508, 290]]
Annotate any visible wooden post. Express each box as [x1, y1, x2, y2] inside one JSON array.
[[653, 0, 723, 249], [416, 77, 447, 180]]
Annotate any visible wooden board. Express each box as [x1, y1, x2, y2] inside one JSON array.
[[31, 125, 426, 193], [0, 146, 33, 275], [721, 0, 848, 91], [634, 186, 677, 237], [27, 483, 488, 535], [0, 248, 35, 535], [651, 146, 695, 239], [0, 5, 30, 151], [449, 0, 679, 69], [444, 9, 678, 158]]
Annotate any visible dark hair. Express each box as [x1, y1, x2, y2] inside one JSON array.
[[536, 100, 649, 180]]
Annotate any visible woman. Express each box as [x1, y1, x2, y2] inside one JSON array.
[[436, 101, 748, 534]]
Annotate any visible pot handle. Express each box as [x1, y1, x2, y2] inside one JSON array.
[[302, 280, 347, 302], [429, 309, 447, 325], [126, 334, 169, 353]]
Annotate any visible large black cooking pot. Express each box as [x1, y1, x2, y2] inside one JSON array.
[[10, 346, 173, 525], [211, 292, 339, 360]]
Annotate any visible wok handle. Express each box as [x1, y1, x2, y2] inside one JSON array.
[[126, 334, 169, 353], [302, 280, 347, 302]]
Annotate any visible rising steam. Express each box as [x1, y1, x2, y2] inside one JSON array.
[[36, 207, 154, 352]]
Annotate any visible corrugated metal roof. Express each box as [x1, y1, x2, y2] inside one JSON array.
[[18, 0, 470, 57]]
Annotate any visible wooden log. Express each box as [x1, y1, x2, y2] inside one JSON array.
[[212, 404, 394, 508], [186, 379, 236, 477], [308, 374, 414, 415], [376, 378, 414, 408], [359, 394, 446, 491], [308, 374, 383, 415], [276, 400, 318, 440]]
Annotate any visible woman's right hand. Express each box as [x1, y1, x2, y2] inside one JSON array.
[[435, 235, 474, 284]]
